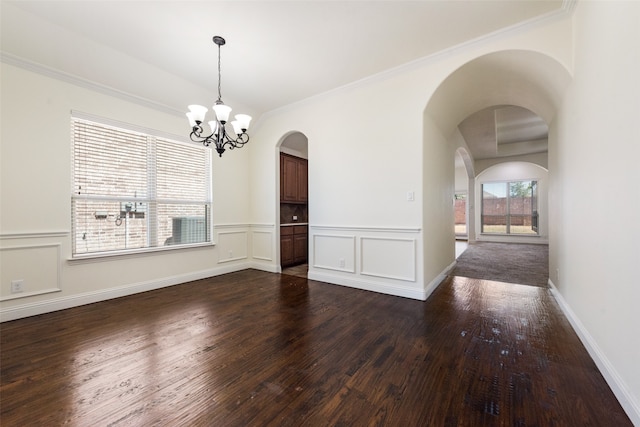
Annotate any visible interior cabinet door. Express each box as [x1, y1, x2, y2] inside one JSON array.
[[297, 158, 308, 203], [293, 233, 308, 264], [281, 154, 299, 202], [281, 234, 294, 266]]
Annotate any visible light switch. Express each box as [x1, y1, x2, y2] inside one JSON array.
[[406, 191, 415, 202]]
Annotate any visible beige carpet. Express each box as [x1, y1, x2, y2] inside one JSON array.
[[450, 242, 549, 287]]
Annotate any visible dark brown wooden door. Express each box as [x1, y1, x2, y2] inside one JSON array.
[[293, 233, 307, 264], [280, 153, 308, 203], [281, 154, 299, 202], [280, 233, 294, 266], [297, 158, 308, 203]]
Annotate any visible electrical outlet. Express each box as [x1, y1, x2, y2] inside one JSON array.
[[11, 279, 24, 293], [339, 258, 345, 268], [229, 250, 233, 258]]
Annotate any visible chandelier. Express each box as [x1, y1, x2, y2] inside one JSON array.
[[186, 36, 251, 157]]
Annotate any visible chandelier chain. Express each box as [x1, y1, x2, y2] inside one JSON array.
[[217, 43, 223, 103]]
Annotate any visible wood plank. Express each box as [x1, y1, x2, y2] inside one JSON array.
[[0, 271, 632, 426]]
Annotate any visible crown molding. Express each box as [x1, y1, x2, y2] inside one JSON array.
[[1, 51, 184, 118], [2, 0, 577, 124], [262, 0, 578, 120]]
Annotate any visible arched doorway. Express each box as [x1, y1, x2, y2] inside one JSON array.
[[278, 132, 309, 277], [422, 49, 571, 283], [454, 147, 474, 257]]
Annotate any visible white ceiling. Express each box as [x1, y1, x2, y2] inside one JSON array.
[[2, 0, 564, 159], [459, 105, 549, 160]]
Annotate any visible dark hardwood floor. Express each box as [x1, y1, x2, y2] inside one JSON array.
[[282, 263, 308, 279], [0, 270, 631, 426]]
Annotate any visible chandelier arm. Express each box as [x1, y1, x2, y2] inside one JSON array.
[[190, 121, 249, 150], [189, 124, 205, 141], [218, 129, 250, 149], [232, 133, 250, 146], [191, 123, 204, 136], [189, 124, 215, 147]]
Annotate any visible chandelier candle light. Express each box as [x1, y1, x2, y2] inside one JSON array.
[[187, 36, 251, 157]]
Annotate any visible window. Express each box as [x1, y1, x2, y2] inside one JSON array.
[[481, 180, 538, 235], [71, 115, 212, 256]]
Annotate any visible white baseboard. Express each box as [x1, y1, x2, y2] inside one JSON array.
[[249, 261, 280, 274], [548, 279, 640, 426], [0, 262, 252, 322], [424, 260, 457, 299], [308, 262, 454, 301], [308, 270, 427, 300]]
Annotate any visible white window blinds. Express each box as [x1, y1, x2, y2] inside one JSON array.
[[71, 116, 212, 256]]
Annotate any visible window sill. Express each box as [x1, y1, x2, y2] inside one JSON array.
[[479, 233, 540, 237], [68, 242, 215, 264]]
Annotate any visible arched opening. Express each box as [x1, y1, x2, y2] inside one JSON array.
[[277, 132, 309, 277], [422, 49, 571, 285], [454, 147, 474, 257], [460, 104, 549, 242]]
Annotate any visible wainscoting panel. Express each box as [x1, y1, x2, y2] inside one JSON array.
[[217, 230, 248, 263], [251, 230, 273, 261], [309, 226, 425, 300], [360, 237, 416, 281], [312, 234, 356, 273], [0, 244, 62, 301]]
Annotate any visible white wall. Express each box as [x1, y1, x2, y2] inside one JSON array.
[[0, 63, 256, 321], [248, 14, 574, 300], [250, 77, 428, 298], [422, 114, 456, 287], [455, 164, 468, 194], [549, 1, 640, 422]]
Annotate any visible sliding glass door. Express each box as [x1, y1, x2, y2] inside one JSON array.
[[481, 180, 538, 235]]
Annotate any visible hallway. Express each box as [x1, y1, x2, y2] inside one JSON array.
[[451, 241, 549, 287]]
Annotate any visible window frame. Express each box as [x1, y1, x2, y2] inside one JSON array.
[[454, 191, 468, 237], [70, 112, 213, 259], [480, 179, 538, 236]]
